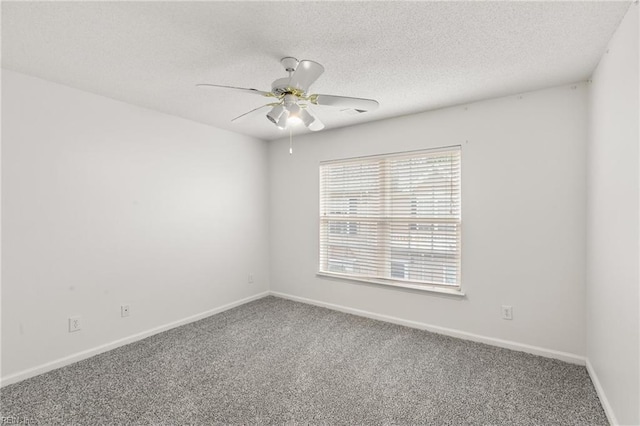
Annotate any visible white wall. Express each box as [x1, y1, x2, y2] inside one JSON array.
[[269, 84, 588, 359], [586, 3, 639, 425], [1, 70, 270, 382]]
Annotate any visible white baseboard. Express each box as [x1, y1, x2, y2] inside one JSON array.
[[2, 290, 588, 388], [586, 358, 618, 426], [270, 291, 586, 365], [0, 291, 270, 388]]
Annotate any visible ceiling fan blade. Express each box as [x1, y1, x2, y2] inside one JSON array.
[[310, 94, 379, 112], [197, 84, 272, 97], [231, 104, 272, 122], [288, 60, 324, 92], [306, 108, 325, 131]]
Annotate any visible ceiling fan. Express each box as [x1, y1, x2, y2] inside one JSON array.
[[197, 57, 379, 132]]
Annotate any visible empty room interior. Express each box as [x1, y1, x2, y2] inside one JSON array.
[[1, 1, 639, 425]]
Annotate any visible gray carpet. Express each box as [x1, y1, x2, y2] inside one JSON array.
[[1, 296, 607, 425]]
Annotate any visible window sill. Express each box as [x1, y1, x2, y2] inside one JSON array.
[[316, 272, 466, 297]]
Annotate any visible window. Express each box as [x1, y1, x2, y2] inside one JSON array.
[[319, 147, 461, 291]]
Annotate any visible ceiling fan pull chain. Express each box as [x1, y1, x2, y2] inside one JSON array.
[[289, 128, 293, 155]]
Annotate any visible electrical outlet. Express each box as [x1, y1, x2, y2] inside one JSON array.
[[68, 316, 82, 332], [501, 305, 513, 320], [121, 305, 130, 317], [248, 273, 254, 284]]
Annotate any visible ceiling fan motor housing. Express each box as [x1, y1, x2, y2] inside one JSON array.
[[271, 77, 293, 96]]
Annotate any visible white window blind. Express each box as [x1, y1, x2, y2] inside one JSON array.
[[319, 147, 461, 288]]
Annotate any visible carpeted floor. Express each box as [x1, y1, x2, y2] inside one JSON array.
[[1, 296, 607, 425]]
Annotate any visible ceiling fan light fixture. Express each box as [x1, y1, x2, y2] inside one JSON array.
[[266, 104, 286, 125], [298, 108, 316, 128], [284, 102, 303, 127], [287, 116, 302, 126], [286, 101, 301, 117], [276, 109, 289, 129]]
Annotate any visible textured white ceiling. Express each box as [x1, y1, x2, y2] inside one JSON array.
[[1, 1, 631, 141]]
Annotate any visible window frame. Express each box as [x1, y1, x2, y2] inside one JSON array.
[[317, 146, 464, 296]]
